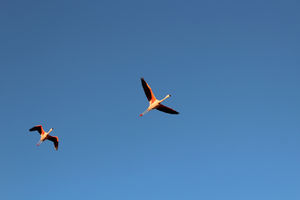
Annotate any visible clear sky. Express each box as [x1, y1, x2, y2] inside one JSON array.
[[1, 0, 300, 199]]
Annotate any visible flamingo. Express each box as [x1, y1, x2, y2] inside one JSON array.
[[29, 125, 59, 150], [140, 78, 179, 116]]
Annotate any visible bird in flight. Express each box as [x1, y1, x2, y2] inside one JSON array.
[[29, 125, 59, 150], [140, 78, 179, 116]]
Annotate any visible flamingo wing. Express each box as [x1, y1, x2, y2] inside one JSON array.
[[47, 135, 59, 150], [141, 78, 156, 102], [29, 125, 44, 135], [156, 104, 179, 114]]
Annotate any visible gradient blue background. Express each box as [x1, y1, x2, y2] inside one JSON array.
[[1, 0, 300, 199]]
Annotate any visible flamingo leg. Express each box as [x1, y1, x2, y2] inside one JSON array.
[[36, 140, 42, 146], [140, 109, 149, 117]]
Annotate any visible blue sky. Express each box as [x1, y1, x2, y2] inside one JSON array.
[[1, 0, 300, 199]]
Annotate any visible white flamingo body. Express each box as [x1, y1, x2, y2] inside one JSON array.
[[29, 125, 59, 150], [147, 95, 170, 110], [148, 99, 160, 110], [40, 130, 51, 141], [140, 78, 179, 116]]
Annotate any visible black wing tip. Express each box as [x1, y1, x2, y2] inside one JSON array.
[[156, 104, 180, 115], [55, 141, 59, 150]]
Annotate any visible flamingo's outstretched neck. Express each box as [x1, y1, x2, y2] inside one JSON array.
[[160, 94, 171, 103], [47, 128, 54, 134]]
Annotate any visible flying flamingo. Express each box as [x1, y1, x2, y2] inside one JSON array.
[[140, 78, 179, 116], [29, 125, 59, 150]]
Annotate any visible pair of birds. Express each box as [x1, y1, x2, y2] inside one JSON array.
[[29, 78, 179, 150]]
